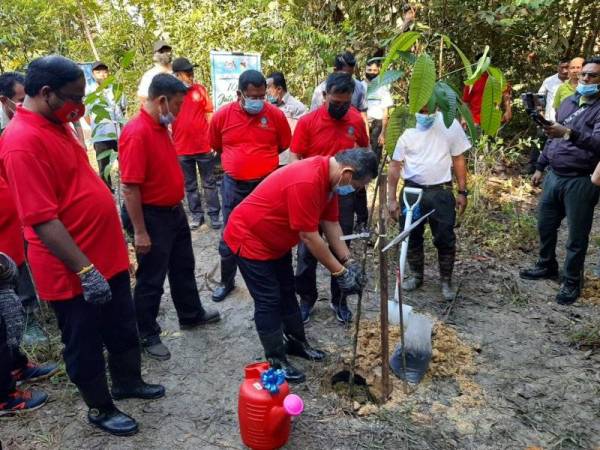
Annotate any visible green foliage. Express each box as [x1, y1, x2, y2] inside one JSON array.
[[480, 74, 502, 136], [408, 53, 436, 114], [384, 105, 414, 156], [366, 70, 403, 95], [464, 46, 490, 86], [380, 31, 421, 74], [433, 82, 458, 128], [457, 101, 479, 144]]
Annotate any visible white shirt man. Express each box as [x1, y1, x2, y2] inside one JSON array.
[[137, 41, 173, 101], [387, 111, 470, 301], [538, 60, 570, 121]]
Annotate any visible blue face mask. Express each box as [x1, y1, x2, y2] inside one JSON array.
[[267, 94, 278, 104], [576, 82, 599, 97], [159, 102, 174, 126], [242, 95, 265, 115], [334, 173, 355, 196], [415, 113, 436, 130]]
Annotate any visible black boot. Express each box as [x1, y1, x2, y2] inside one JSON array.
[[520, 261, 559, 280], [258, 330, 305, 383], [282, 313, 326, 361], [78, 373, 138, 436], [108, 348, 165, 401]]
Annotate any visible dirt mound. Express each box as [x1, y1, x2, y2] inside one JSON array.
[[333, 319, 484, 416], [580, 275, 600, 306]]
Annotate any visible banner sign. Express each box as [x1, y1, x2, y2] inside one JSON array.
[[210, 51, 261, 110]]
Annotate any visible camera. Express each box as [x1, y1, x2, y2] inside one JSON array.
[[521, 92, 552, 126]]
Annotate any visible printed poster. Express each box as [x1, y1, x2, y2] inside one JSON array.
[[210, 51, 261, 110]]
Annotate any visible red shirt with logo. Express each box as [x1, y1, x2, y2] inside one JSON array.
[[224, 156, 339, 260], [119, 108, 185, 206], [290, 105, 369, 158], [172, 83, 214, 155], [209, 101, 291, 181], [462, 73, 488, 125], [0, 107, 129, 301], [0, 178, 25, 266]]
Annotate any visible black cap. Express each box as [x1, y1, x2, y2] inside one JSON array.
[[153, 40, 172, 53], [92, 61, 108, 71], [172, 57, 196, 72]]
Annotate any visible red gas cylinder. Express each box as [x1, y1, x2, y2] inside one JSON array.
[[238, 362, 298, 450]]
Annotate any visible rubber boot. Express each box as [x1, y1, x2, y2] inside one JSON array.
[[258, 329, 305, 383], [78, 373, 138, 436], [282, 313, 326, 361], [439, 248, 456, 301], [108, 348, 165, 400], [404, 247, 424, 291]]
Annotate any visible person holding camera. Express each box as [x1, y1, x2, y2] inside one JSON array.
[[521, 56, 600, 305]]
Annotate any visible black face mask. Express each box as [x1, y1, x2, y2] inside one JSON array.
[[365, 72, 378, 81], [328, 102, 351, 120]]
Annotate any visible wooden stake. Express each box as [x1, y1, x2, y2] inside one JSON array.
[[378, 174, 390, 402]]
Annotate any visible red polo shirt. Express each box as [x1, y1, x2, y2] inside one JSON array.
[[119, 108, 185, 206], [0, 107, 129, 301], [224, 156, 339, 260], [210, 101, 291, 181], [0, 178, 25, 266], [172, 83, 214, 155], [290, 105, 369, 158], [462, 73, 488, 125]]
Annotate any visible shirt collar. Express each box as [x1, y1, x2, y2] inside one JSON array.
[[281, 92, 291, 105], [139, 107, 166, 130]]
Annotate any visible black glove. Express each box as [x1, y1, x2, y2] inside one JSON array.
[[0, 252, 18, 290], [335, 263, 366, 295], [79, 266, 112, 305]]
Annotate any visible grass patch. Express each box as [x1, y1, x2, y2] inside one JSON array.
[[568, 321, 600, 349]]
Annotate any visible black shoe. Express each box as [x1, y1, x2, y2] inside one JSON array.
[[519, 262, 559, 280], [259, 329, 306, 383], [179, 308, 221, 329], [87, 405, 138, 436], [142, 341, 171, 361], [556, 282, 580, 305], [330, 299, 353, 324], [109, 348, 166, 400], [354, 221, 368, 234], [268, 357, 306, 384], [79, 373, 138, 436], [209, 216, 223, 230], [189, 216, 205, 230], [284, 334, 325, 361], [212, 283, 234, 302]]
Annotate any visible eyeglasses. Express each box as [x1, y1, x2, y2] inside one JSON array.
[[579, 72, 600, 80]]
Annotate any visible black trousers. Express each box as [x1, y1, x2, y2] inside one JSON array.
[[218, 174, 263, 286], [179, 153, 221, 221], [295, 193, 355, 304], [537, 171, 600, 284], [17, 263, 38, 315], [94, 140, 117, 191], [354, 119, 384, 226], [401, 184, 457, 279], [236, 251, 305, 339], [50, 271, 139, 387], [122, 204, 205, 344]]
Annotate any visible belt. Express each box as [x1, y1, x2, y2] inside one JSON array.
[[142, 203, 182, 212], [225, 173, 266, 187], [404, 180, 453, 190]]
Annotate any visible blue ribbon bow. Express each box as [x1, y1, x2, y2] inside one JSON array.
[[260, 368, 286, 394]]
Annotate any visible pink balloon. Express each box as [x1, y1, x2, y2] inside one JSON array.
[[283, 394, 304, 416]]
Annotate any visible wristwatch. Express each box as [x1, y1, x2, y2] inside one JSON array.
[[563, 128, 572, 141], [458, 190, 469, 197]]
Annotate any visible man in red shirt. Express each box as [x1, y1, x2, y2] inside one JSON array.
[[172, 57, 221, 230], [120, 74, 220, 361], [209, 70, 291, 303], [224, 149, 376, 382], [290, 72, 369, 324], [0, 55, 164, 436]]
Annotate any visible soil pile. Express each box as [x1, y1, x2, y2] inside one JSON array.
[[580, 275, 600, 306]]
